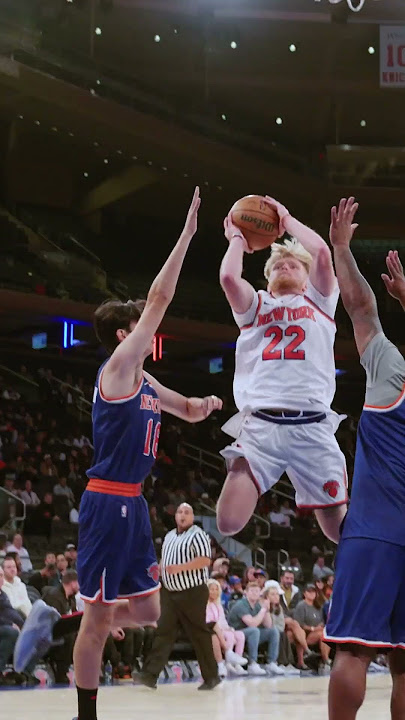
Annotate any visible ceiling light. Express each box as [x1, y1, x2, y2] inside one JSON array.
[[18, 114, 23, 119], [103, 158, 109, 164], [96, 79, 101, 85], [174, 28, 178, 35], [221, 114, 227, 121], [154, 35, 161, 43], [360, 120, 366, 127], [230, 41, 237, 49], [95, 27, 102, 35], [289, 44, 297, 53], [34, 120, 40, 125], [368, 46, 375, 54], [276, 117, 283, 125], [83, 172, 89, 178], [90, 88, 96, 95]]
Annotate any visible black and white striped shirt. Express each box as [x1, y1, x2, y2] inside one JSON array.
[[161, 525, 211, 592]]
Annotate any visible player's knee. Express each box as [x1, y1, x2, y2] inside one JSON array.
[[217, 510, 244, 536], [128, 595, 160, 625]]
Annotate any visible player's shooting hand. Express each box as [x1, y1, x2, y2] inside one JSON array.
[[263, 196, 289, 237], [181, 186, 201, 240], [329, 197, 359, 248], [201, 395, 223, 419], [381, 250, 405, 303], [223, 214, 253, 254]]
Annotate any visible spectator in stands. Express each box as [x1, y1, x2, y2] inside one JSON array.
[[312, 554, 334, 581], [254, 569, 267, 590], [0, 533, 7, 561], [28, 556, 58, 595], [40, 454, 58, 480], [264, 579, 310, 670], [1, 556, 32, 618], [64, 543, 77, 570], [35, 491, 60, 540], [210, 572, 231, 610], [280, 500, 296, 520], [0, 565, 38, 686], [289, 556, 303, 583], [212, 557, 230, 577], [294, 584, 330, 665], [19, 479, 40, 506], [269, 503, 291, 527], [7, 533, 32, 573], [53, 477, 75, 510], [149, 505, 168, 543], [43, 570, 79, 684], [206, 579, 247, 676], [262, 584, 296, 668], [228, 576, 243, 603], [228, 581, 284, 676], [55, 553, 68, 585], [324, 574, 334, 600], [314, 578, 327, 610], [279, 569, 302, 617]]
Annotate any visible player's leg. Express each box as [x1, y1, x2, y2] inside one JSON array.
[[388, 649, 405, 720], [216, 457, 259, 535], [73, 602, 114, 720], [315, 505, 347, 544], [286, 419, 348, 543], [329, 645, 375, 720], [112, 592, 160, 628]]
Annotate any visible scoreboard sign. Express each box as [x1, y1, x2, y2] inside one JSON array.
[[380, 26, 405, 88]]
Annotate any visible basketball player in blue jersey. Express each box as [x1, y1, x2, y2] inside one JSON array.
[[324, 197, 405, 720], [14, 188, 222, 720]]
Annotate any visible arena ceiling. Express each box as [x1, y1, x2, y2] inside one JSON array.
[[0, 0, 404, 237]]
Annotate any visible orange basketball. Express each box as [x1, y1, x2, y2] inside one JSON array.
[[230, 195, 279, 251]]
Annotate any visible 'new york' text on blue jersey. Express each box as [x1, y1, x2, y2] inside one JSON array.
[[87, 362, 161, 485]]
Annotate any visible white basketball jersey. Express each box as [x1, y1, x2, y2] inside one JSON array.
[[233, 281, 339, 412]]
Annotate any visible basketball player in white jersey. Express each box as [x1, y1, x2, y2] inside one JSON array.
[[217, 196, 347, 543]]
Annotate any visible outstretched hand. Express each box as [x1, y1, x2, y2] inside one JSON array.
[[182, 186, 201, 239], [263, 196, 289, 237], [223, 214, 252, 254], [329, 197, 359, 248], [382, 250, 405, 301]]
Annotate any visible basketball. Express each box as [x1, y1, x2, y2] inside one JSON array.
[[230, 195, 279, 251]]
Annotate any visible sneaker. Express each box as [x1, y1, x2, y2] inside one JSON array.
[[265, 662, 285, 676], [13, 599, 60, 672], [132, 670, 157, 689], [218, 661, 228, 677], [248, 662, 266, 676], [197, 677, 221, 690], [225, 650, 248, 666], [228, 663, 248, 676], [284, 665, 301, 675]]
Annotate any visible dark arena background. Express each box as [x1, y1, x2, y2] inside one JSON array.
[[0, 1, 404, 719]]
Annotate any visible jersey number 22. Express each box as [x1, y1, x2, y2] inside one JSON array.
[[262, 325, 306, 361]]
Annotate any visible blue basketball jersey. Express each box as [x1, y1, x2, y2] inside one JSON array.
[[87, 362, 161, 485], [342, 333, 405, 547]]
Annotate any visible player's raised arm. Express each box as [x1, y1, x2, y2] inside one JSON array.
[[219, 215, 255, 314], [104, 187, 200, 392], [264, 196, 335, 297], [144, 371, 223, 423], [330, 197, 382, 357], [382, 250, 405, 312]]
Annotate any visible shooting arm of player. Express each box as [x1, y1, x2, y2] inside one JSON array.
[[103, 188, 201, 395], [165, 557, 211, 574], [219, 215, 255, 314], [382, 250, 405, 312], [330, 197, 382, 357], [143, 372, 223, 423], [264, 196, 336, 297]]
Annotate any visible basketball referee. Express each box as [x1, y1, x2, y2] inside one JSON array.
[[133, 503, 220, 690]]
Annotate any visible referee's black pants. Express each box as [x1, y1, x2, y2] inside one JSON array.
[[142, 584, 218, 682]]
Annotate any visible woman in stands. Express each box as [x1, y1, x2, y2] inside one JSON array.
[[206, 579, 247, 676]]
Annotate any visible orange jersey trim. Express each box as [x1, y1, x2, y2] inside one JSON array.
[[363, 382, 405, 410], [303, 295, 336, 325], [86, 478, 142, 497], [99, 368, 143, 402], [240, 293, 263, 331]]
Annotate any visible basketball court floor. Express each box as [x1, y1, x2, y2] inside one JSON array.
[[1, 673, 391, 719]]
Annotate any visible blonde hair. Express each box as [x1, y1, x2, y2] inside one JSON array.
[[264, 237, 313, 282], [207, 578, 222, 606]]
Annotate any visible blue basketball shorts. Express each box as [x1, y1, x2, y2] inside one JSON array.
[[77, 483, 160, 604], [325, 537, 405, 648]]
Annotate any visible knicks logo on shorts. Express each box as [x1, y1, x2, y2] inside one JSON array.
[[323, 481, 339, 499], [146, 563, 160, 583], [121, 505, 127, 518]]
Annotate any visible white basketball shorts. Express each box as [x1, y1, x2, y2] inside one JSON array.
[[220, 412, 348, 509]]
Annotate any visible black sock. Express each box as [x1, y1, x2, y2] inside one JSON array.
[[77, 686, 98, 720]]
